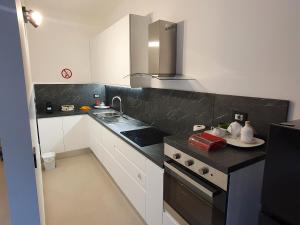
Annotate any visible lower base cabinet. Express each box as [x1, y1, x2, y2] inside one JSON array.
[[39, 116, 164, 225], [38, 115, 88, 154], [88, 117, 163, 225], [103, 144, 147, 219]]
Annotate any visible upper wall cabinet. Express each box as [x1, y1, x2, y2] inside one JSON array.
[[90, 14, 150, 86]]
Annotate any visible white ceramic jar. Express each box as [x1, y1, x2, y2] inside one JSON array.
[[241, 121, 254, 143]]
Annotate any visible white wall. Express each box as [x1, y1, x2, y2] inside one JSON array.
[[27, 15, 97, 83], [95, 0, 300, 120]]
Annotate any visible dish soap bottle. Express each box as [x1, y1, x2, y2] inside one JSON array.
[[241, 121, 254, 144]]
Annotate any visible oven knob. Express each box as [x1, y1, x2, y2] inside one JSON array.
[[184, 160, 194, 167], [172, 153, 181, 159], [199, 167, 209, 175]]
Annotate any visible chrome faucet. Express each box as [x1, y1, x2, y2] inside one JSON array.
[[111, 96, 123, 115]]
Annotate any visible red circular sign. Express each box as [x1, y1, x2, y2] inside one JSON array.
[[61, 68, 72, 79]]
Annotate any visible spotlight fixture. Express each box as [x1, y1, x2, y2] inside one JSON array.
[[22, 6, 43, 28]]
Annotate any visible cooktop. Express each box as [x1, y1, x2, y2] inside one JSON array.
[[121, 127, 169, 147]]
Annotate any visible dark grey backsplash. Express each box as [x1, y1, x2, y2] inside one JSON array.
[[34, 83, 289, 139], [105, 86, 214, 136], [34, 84, 105, 112], [105, 85, 289, 139], [213, 95, 289, 139]]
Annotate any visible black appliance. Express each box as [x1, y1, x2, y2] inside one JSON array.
[[45, 102, 54, 114], [164, 145, 227, 225], [260, 120, 300, 225], [120, 127, 169, 147]]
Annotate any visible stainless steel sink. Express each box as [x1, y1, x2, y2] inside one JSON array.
[[93, 110, 148, 131], [94, 111, 120, 118]]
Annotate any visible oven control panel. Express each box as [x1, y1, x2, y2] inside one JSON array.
[[164, 144, 228, 191]]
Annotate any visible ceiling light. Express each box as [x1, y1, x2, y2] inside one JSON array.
[[22, 6, 43, 28]]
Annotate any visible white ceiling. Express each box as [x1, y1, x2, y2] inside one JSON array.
[[25, 0, 124, 26]]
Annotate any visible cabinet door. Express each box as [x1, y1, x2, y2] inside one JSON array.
[[62, 115, 88, 151], [146, 160, 164, 225], [38, 118, 64, 153], [90, 15, 131, 86]]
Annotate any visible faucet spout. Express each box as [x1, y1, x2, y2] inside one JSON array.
[[111, 96, 123, 115]]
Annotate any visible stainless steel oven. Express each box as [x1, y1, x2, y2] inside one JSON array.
[[164, 159, 227, 225]]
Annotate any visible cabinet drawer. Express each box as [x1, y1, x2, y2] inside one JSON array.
[[117, 138, 147, 172], [102, 145, 146, 219], [113, 145, 146, 188]]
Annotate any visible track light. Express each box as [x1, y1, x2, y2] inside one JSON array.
[[22, 6, 43, 28]]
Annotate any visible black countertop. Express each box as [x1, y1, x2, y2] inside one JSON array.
[[37, 109, 165, 168], [37, 110, 88, 119], [88, 111, 165, 168], [37, 110, 266, 171], [164, 135, 266, 174]]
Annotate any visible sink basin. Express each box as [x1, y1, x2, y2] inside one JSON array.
[[93, 110, 148, 131], [94, 112, 120, 118]]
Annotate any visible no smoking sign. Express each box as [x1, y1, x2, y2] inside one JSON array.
[[61, 68, 72, 79]]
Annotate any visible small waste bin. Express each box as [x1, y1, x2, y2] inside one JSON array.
[[42, 152, 56, 170]]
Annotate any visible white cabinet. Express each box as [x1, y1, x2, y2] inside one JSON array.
[[38, 117, 64, 153], [63, 115, 88, 151], [88, 116, 164, 225], [90, 14, 150, 86], [146, 160, 164, 225], [38, 115, 88, 153], [103, 144, 147, 219], [39, 115, 164, 224]]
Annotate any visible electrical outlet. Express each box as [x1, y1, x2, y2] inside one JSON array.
[[93, 94, 100, 98], [233, 111, 248, 123]]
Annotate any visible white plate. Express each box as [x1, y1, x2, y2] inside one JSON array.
[[94, 105, 110, 109], [205, 130, 265, 148]]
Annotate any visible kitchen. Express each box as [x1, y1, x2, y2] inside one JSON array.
[[0, 1, 299, 225]]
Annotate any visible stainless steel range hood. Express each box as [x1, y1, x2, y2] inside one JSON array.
[[148, 20, 177, 76], [129, 20, 194, 87]]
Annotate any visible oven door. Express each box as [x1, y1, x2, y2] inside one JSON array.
[[164, 160, 226, 225]]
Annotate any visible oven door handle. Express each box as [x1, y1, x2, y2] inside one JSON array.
[[164, 161, 216, 198]]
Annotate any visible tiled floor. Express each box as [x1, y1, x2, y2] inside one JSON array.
[[43, 152, 145, 225], [0, 161, 11, 225]]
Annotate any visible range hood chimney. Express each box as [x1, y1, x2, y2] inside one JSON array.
[[129, 19, 194, 87], [148, 20, 177, 76]]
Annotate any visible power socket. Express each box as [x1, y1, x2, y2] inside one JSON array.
[[93, 94, 100, 98], [233, 111, 248, 123]]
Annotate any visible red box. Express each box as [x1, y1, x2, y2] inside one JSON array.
[[188, 132, 227, 151]]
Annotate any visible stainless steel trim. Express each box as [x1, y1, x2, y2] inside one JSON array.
[[164, 144, 228, 191], [164, 161, 214, 198], [164, 202, 189, 225]]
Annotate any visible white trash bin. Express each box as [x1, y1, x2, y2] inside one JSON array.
[[42, 152, 56, 170]]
